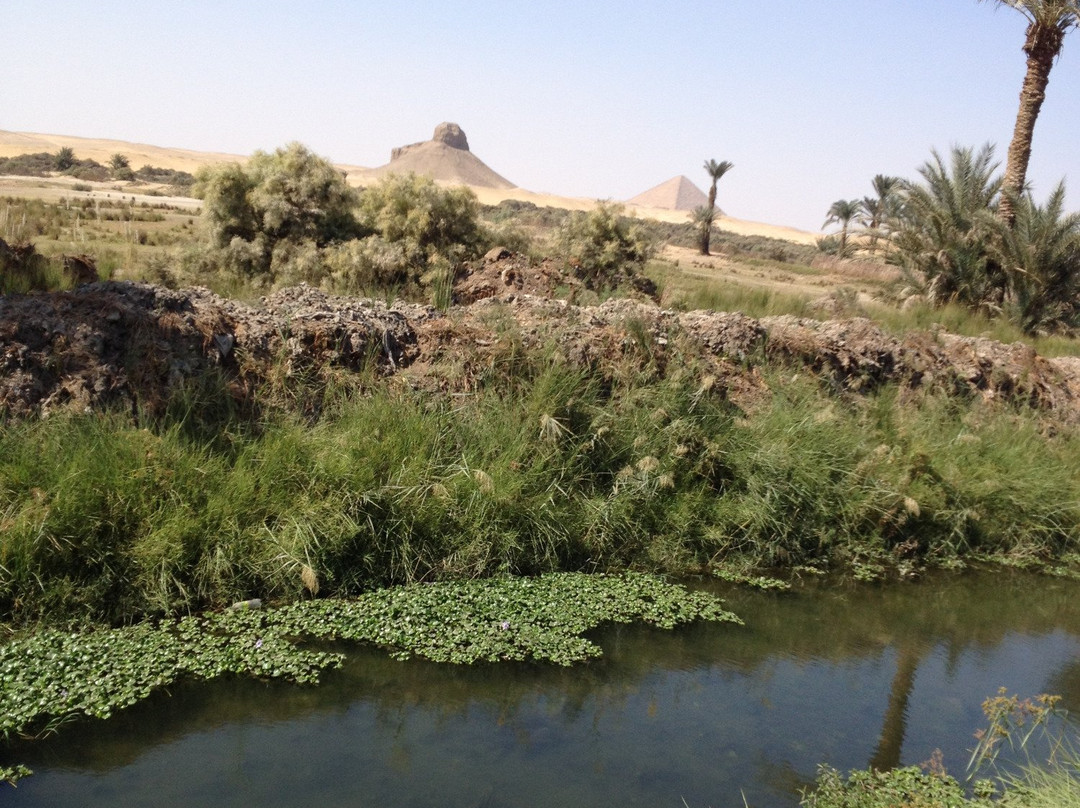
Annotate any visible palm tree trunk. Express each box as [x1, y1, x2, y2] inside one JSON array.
[[1000, 23, 1064, 227]]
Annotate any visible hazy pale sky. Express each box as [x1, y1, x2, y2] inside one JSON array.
[[4, 1, 1079, 232]]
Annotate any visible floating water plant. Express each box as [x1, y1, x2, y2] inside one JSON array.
[[0, 573, 740, 743]]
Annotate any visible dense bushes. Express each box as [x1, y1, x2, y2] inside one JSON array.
[[2, 352, 1077, 624], [557, 201, 655, 291], [887, 145, 1080, 335], [193, 143, 365, 278], [191, 150, 493, 303]]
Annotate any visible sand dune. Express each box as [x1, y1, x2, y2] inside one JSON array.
[[0, 131, 243, 174], [0, 129, 818, 245]]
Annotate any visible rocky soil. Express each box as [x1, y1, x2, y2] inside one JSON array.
[[2, 251, 1079, 422]]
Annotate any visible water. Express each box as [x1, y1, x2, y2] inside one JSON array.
[[5, 572, 1079, 807]]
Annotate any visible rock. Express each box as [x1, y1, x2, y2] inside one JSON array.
[[432, 122, 469, 151]]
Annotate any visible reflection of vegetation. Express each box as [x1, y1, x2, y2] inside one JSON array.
[[4, 573, 1076, 803], [804, 688, 1080, 808]]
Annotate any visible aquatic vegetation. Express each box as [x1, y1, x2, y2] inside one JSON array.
[[0, 573, 739, 742], [802, 690, 1080, 808], [800, 765, 995, 808]]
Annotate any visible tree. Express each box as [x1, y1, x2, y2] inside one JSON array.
[[692, 205, 716, 256], [357, 172, 485, 264], [54, 147, 75, 171], [992, 180, 1080, 332], [700, 159, 734, 255], [860, 174, 902, 253], [194, 142, 362, 275], [823, 199, 864, 256], [109, 153, 135, 181], [979, 0, 1079, 226], [891, 144, 1004, 310]]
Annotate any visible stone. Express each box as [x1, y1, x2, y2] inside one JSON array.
[[432, 122, 469, 151]]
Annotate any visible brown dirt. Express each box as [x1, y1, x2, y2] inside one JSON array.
[[3, 249, 1078, 423]]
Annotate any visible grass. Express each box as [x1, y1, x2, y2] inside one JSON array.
[[2, 352, 1077, 625]]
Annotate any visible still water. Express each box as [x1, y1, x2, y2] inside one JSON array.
[[5, 572, 1079, 807]]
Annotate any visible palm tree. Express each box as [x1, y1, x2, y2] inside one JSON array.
[[823, 199, 864, 256], [700, 159, 734, 255], [53, 147, 75, 171], [979, 0, 1079, 226], [692, 205, 716, 255], [992, 180, 1080, 332], [860, 174, 902, 254], [891, 144, 1004, 309]]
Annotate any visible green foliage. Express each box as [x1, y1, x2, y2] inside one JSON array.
[[995, 182, 1080, 334], [108, 153, 130, 171], [1, 357, 1078, 624], [801, 765, 993, 808], [890, 144, 1080, 334], [352, 173, 488, 298], [802, 689, 1080, 808], [0, 152, 58, 177], [890, 144, 1005, 311], [193, 142, 362, 277], [0, 238, 57, 294], [558, 201, 655, 290], [53, 147, 75, 171], [0, 573, 738, 742], [1, 764, 31, 786], [133, 164, 195, 189], [358, 173, 485, 261]]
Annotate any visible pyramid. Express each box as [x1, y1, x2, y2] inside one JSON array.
[[356, 123, 515, 190], [628, 175, 717, 213]]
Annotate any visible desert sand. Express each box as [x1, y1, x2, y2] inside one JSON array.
[[0, 129, 818, 245]]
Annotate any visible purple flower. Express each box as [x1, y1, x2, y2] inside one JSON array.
[[500, 621, 510, 631], [255, 638, 263, 649]]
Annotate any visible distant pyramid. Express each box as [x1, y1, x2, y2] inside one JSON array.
[[628, 175, 717, 213], [356, 123, 515, 190]]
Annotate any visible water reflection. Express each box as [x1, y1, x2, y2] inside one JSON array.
[[4, 572, 1078, 807]]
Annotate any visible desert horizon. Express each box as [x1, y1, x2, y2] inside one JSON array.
[[0, 128, 819, 245]]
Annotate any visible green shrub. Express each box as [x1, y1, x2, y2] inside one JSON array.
[[557, 201, 654, 290], [193, 142, 363, 278]]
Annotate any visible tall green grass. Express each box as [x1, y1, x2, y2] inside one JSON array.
[[1, 357, 1077, 625]]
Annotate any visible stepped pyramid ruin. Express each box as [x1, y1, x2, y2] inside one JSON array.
[[356, 123, 515, 190], [628, 175, 718, 213]]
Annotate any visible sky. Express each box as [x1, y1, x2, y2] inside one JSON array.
[[4, 1, 1079, 233]]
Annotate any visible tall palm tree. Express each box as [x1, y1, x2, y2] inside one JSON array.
[[700, 159, 734, 255], [823, 199, 864, 256], [979, 0, 1079, 226]]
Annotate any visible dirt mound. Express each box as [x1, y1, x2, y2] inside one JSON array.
[[453, 247, 578, 304], [2, 282, 1078, 422], [0, 283, 417, 418]]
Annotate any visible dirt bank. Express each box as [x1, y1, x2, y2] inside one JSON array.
[[2, 257, 1078, 422]]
